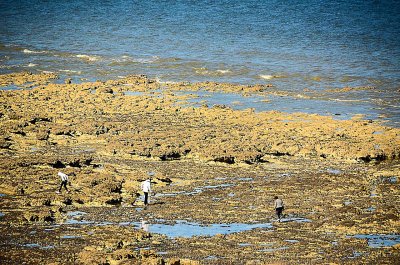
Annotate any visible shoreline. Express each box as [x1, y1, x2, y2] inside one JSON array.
[[0, 72, 399, 264]]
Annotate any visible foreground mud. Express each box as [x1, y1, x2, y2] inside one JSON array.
[[0, 73, 399, 264]]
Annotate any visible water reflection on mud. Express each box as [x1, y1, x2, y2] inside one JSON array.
[[133, 220, 273, 238], [132, 217, 312, 238]]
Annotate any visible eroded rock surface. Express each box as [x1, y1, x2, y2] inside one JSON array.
[[0, 73, 399, 264]]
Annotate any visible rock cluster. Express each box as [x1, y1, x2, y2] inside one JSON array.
[[0, 73, 398, 166], [0, 72, 399, 264]]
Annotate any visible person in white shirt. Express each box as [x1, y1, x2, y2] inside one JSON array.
[[56, 171, 69, 194], [274, 196, 284, 222], [141, 178, 151, 205]]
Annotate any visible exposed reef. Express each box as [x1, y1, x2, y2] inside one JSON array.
[[0, 72, 399, 264]]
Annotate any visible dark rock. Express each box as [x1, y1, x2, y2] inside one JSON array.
[[69, 160, 82, 168], [159, 151, 181, 161], [29, 117, 52, 124], [111, 183, 123, 193], [157, 177, 173, 184], [0, 139, 11, 149], [95, 125, 109, 135], [50, 160, 66, 168], [106, 197, 122, 206], [29, 215, 39, 222], [63, 198, 73, 205], [341, 220, 355, 227], [43, 216, 55, 222], [214, 156, 235, 164], [43, 199, 52, 206], [13, 130, 26, 136]]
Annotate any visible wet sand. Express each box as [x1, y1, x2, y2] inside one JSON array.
[[0, 72, 399, 264]]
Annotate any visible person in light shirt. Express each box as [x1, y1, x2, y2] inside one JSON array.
[[274, 196, 284, 222], [141, 178, 151, 206], [56, 171, 69, 194]]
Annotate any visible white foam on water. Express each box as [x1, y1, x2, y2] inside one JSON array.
[[216, 69, 232, 74], [113, 55, 158, 64], [133, 56, 158, 64], [156, 78, 180, 84], [23, 49, 46, 54], [76, 54, 100, 61], [259, 74, 286, 80], [59, 69, 82, 74], [259, 74, 274, 80]]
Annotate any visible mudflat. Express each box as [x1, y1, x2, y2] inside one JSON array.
[[0, 73, 399, 264]]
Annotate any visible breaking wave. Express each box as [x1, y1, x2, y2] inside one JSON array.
[[76, 54, 100, 62], [23, 49, 46, 54]]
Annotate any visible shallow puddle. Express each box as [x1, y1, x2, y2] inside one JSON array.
[[65, 211, 94, 225], [348, 251, 365, 259], [370, 192, 378, 198], [23, 243, 40, 248], [61, 235, 82, 239], [365, 206, 376, 212], [344, 201, 352, 206], [64, 211, 310, 239], [133, 220, 273, 238], [155, 183, 235, 198], [279, 217, 311, 223], [122, 89, 399, 125], [236, 177, 253, 181], [203, 183, 234, 189], [67, 211, 87, 217], [326, 168, 342, 174], [285, 239, 300, 243], [0, 85, 23, 91], [260, 246, 289, 252], [96, 221, 114, 226], [388, 176, 398, 183], [21, 243, 55, 249], [347, 234, 400, 248]]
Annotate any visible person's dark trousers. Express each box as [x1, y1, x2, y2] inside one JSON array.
[[59, 180, 68, 192], [144, 192, 149, 205], [276, 207, 283, 220]]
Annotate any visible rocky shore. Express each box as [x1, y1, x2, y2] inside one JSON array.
[[0, 72, 399, 264]]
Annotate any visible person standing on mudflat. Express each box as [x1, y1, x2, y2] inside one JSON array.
[[274, 196, 284, 222], [56, 171, 69, 194], [141, 178, 151, 206]]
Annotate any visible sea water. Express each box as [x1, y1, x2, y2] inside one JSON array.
[[1, 0, 399, 124]]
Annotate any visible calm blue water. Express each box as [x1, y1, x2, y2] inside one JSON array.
[[1, 0, 399, 123]]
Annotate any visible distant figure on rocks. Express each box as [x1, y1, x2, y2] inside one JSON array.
[[274, 196, 284, 222], [141, 178, 152, 206], [141, 219, 149, 232], [56, 171, 69, 194]]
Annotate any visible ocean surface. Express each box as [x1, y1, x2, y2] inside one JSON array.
[[1, 0, 399, 125]]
